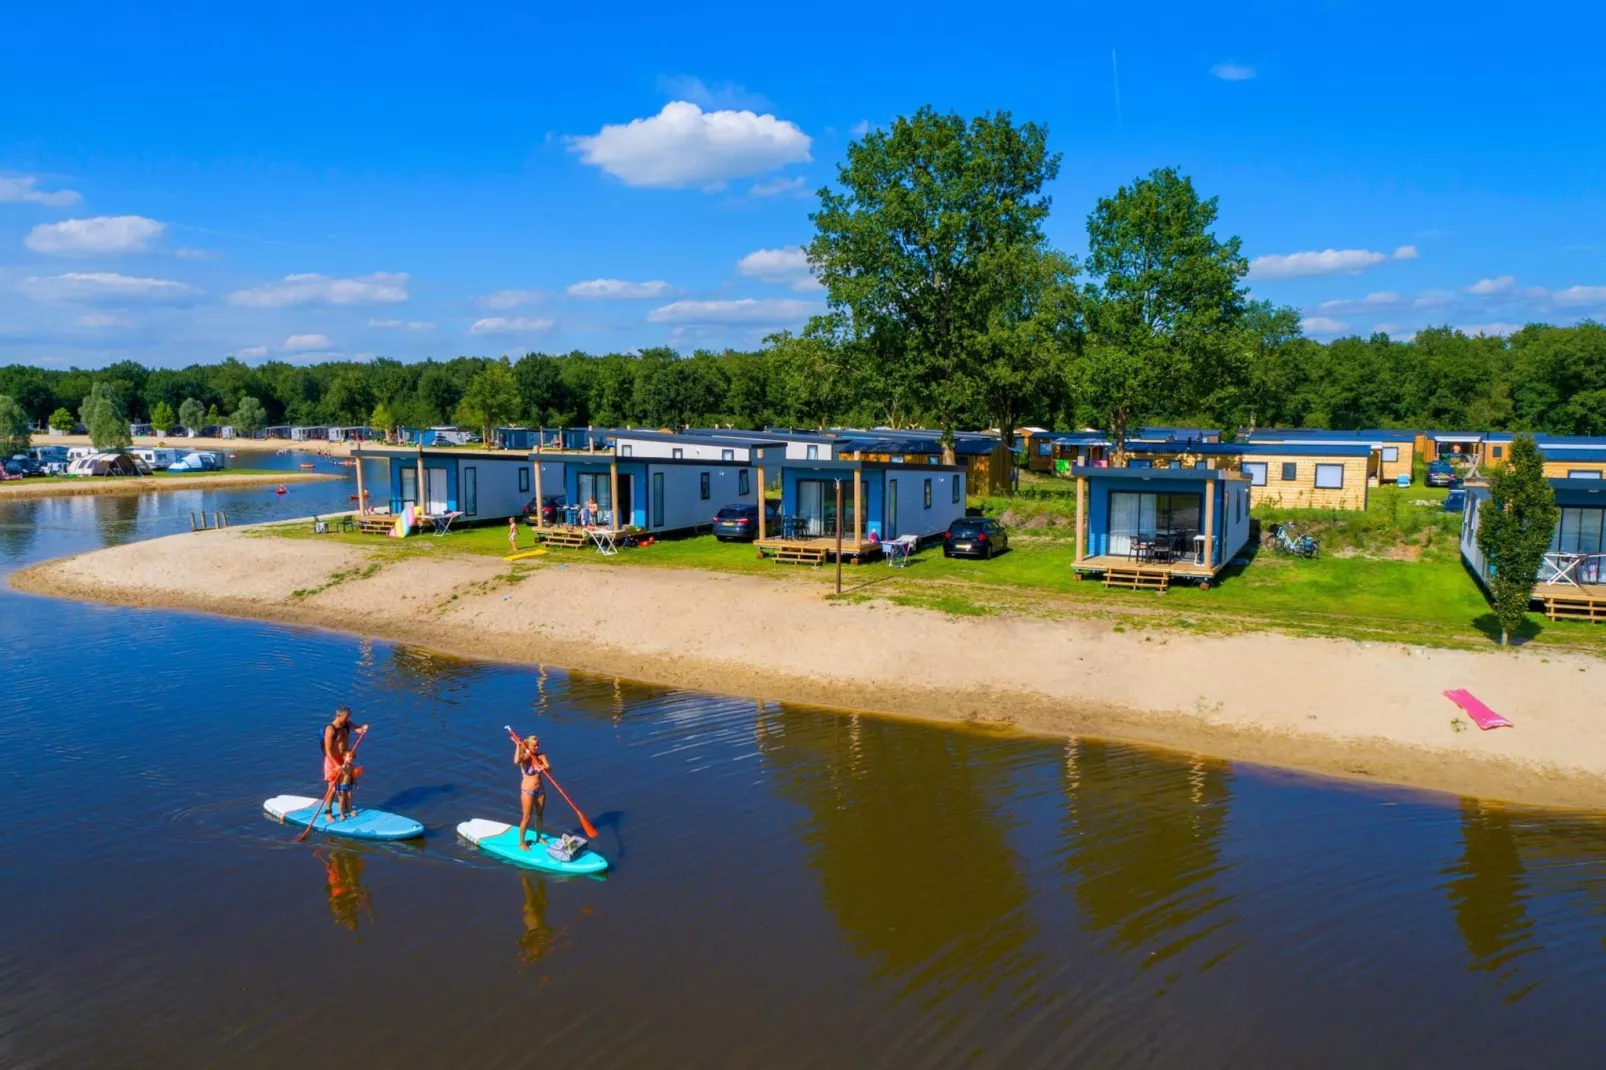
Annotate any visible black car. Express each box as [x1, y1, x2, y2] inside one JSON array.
[[4, 457, 45, 478], [522, 495, 565, 525], [944, 518, 1008, 558], [712, 503, 780, 541]]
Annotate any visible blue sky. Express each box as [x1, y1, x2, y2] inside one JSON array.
[[3, 1, 1604, 369]]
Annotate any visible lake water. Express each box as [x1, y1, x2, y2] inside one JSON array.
[[3, 453, 1606, 1068]]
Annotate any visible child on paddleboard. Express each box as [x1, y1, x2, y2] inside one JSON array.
[[322, 706, 370, 820], [515, 734, 550, 850]]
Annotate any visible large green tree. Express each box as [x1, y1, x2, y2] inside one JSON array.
[[809, 107, 1061, 459], [178, 396, 206, 434], [233, 395, 267, 435], [80, 382, 131, 451], [0, 394, 31, 456], [1476, 434, 1559, 646], [150, 400, 176, 432], [1076, 167, 1249, 461], [48, 406, 75, 435], [455, 360, 521, 442]]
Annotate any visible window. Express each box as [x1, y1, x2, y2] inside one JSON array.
[[577, 471, 611, 509], [621, 444, 633, 457], [887, 479, 898, 537], [1107, 492, 1202, 557], [1281, 462, 1298, 482], [1314, 464, 1344, 489], [952, 476, 961, 504], [739, 469, 751, 495], [1554, 507, 1606, 554], [924, 478, 933, 508], [519, 467, 530, 493], [699, 472, 710, 500], [1129, 458, 1153, 469], [1491, 445, 1504, 459], [1235, 488, 1241, 523], [399, 467, 417, 506], [721, 448, 734, 462], [1038, 441, 1052, 456], [651, 472, 665, 528], [671, 447, 683, 459], [462, 466, 478, 517], [1569, 470, 1603, 480], [806, 444, 819, 460], [1382, 446, 1399, 462], [1241, 461, 1268, 486]]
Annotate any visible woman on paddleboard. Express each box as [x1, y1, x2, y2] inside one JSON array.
[[323, 706, 370, 821], [515, 734, 550, 851]]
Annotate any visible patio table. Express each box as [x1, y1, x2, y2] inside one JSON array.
[[425, 511, 463, 537], [589, 528, 621, 556], [884, 534, 918, 567]]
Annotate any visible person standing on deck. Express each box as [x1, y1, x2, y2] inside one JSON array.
[[322, 706, 370, 820], [514, 734, 550, 851]]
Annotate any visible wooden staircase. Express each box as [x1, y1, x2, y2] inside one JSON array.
[[535, 527, 590, 550], [770, 543, 828, 566], [1102, 566, 1170, 592], [353, 516, 394, 535], [1539, 591, 1606, 623]]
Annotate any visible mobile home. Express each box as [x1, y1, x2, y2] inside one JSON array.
[[755, 458, 968, 561], [1071, 466, 1253, 589], [558, 454, 760, 533], [371, 447, 561, 522], [1461, 477, 1606, 621]]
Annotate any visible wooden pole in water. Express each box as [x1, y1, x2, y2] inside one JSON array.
[[834, 479, 843, 594], [353, 442, 365, 514]]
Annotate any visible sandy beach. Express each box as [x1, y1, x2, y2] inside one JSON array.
[[0, 471, 339, 499], [37, 434, 360, 455], [14, 528, 1606, 809]]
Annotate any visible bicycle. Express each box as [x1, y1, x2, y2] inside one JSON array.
[[1273, 523, 1319, 559]]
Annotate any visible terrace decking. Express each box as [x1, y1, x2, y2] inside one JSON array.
[[1537, 583, 1606, 623], [353, 515, 395, 535], [1072, 553, 1222, 591], [755, 536, 879, 565], [531, 525, 593, 550]]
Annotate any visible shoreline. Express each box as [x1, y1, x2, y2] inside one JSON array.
[[13, 529, 1606, 811], [36, 434, 358, 455], [0, 471, 340, 499]]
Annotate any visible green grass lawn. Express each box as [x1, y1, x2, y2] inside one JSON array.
[[255, 478, 1602, 653]]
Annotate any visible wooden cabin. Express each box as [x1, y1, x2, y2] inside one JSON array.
[[1122, 442, 1375, 510], [1461, 477, 1606, 621], [755, 459, 968, 563], [1071, 466, 1253, 590], [1239, 428, 1416, 485]]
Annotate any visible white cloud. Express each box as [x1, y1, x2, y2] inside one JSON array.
[[565, 278, 674, 300], [25, 215, 164, 256], [749, 175, 809, 199], [1551, 285, 1606, 307], [369, 318, 436, 330], [1316, 292, 1403, 314], [283, 333, 334, 351], [1455, 322, 1525, 337], [1413, 289, 1456, 308], [656, 75, 769, 112], [175, 246, 218, 260], [236, 345, 269, 359], [76, 312, 136, 328], [568, 101, 812, 189], [1249, 245, 1417, 280], [1211, 62, 1255, 81], [1465, 275, 1516, 296], [479, 289, 544, 310], [1300, 315, 1350, 335], [737, 246, 819, 292], [21, 271, 199, 303], [647, 297, 818, 325], [468, 316, 555, 335], [850, 119, 872, 137], [227, 272, 409, 308], [0, 174, 82, 207]]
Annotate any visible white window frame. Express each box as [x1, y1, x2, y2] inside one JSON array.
[[620, 444, 632, 457], [806, 444, 819, 460], [1568, 470, 1603, 480], [1241, 461, 1268, 486], [671, 447, 683, 459], [721, 448, 734, 462], [1382, 446, 1399, 462], [1314, 463, 1344, 489]]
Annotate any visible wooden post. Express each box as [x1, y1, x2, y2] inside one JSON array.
[[756, 464, 766, 540], [1202, 479, 1216, 570], [1075, 475, 1087, 563], [609, 460, 619, 528], [534, 460, 545, 528], [353, 443, 365, 514], [415, 445, 426, 517], [189, 512, 197, 532], [834, 479, 844, 593], [852, 468, 862, 550]]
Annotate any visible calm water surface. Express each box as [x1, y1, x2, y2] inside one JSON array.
[[3, 453, 1606, 1068]]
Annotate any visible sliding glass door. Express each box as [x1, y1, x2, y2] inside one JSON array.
[[1107, 491, 1202, 556]]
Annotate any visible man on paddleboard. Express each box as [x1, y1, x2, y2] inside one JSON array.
[[323, 707, 370, 820], [515, 734, 550, 850]]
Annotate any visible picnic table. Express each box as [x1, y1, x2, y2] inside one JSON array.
[[589, 528, 621, 556]]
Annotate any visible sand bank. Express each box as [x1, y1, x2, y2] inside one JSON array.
[[38, 434, 356, 455], [15, 529, 1606, 810], [0, 471, 338, 499]]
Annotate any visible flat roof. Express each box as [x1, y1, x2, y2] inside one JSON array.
[[610, 428, 781, 449], [779, 458, 968, 473], [1072, 465, 1244, 482], [360, 446, 532, 460], [1130, 441, 1373, 458]]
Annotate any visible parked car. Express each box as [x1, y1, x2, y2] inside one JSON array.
[[5, 456, 46, 477], [1425, 459, 1457, 487], [712, 503, 780, 541], [944, 517, 1009, 559], [523, 495, 566, 525]]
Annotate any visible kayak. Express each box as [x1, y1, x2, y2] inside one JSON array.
[[264, 794, 425, 841], [456, 818, 610, 875]]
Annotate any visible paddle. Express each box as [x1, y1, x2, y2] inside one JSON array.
[[504, 725, 599, 839], [297, 726, 368, 842]]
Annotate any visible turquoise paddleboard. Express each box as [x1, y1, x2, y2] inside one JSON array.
[[265, 794, 425, 841], [456, 818, 610, 875]]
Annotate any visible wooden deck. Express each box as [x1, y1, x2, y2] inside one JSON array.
[[353, 515, 394, 535], [1537, 583, 1606, 623], [530, 525, 593, 550], [755, 536, 879, 565], [1072, 553, 1221, 591]]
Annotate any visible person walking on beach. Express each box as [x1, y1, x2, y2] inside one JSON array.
[[514, 733, 550, 851], [322, 706, 370, 820], [508, 515, 520, 553]]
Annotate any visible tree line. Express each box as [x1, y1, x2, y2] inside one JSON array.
[[4, 106, 1605, 465]]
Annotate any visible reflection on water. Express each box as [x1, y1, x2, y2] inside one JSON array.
[[316, 848, 374, 934], [7, 464, 1606, 1066]]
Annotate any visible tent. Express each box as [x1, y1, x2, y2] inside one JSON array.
[[67, 452, 144, 477]]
